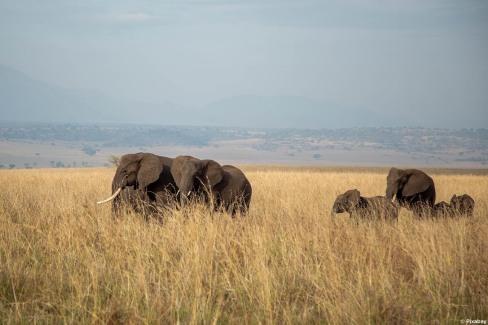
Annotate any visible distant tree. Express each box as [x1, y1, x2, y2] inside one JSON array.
[[108, 155, 121, 167], [9, 164, 15, 169], [56, 161, 64, 168], [313, 153, 322, 160], [0, 164, 4, 169], [82, 146, 97, 156]]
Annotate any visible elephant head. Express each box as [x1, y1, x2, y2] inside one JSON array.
[[385, 168, 431, 200], [171, 155, 223, 201], [331, 189, 361, 215], [450, 194, 475, 216], [97, 153, 163, 204]]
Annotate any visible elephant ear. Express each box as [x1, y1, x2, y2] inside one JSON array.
[[345, 189, 361, 210], [402, 172, 431, 197], [137, 153, 163, 189], [202, 159, 224, 189]]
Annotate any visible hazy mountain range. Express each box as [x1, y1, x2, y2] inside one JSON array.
[[0, 64, 445, 128]]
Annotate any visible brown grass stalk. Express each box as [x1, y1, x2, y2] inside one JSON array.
[[0, 167, 487, 324]]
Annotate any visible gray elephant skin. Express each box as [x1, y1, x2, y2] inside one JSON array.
[[435, 194, 475, 217], [386, 167, 436, 217], [98, 152, 178, 214], [433, 201, 452, 217], [332, 189, 398, 221], [171, 155, 252, 215], [450, 194, 475, 216]]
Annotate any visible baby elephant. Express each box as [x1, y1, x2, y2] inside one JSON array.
[[433, 201, 452, 217], [332, 189, 399, 221], [450, 194, 475, 217], [434, 194, 475, 217]]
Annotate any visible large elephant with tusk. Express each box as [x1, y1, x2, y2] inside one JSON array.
[[170, 155, 252, 216], [97, 152, 179, 215], [385, 167, 436, 217]]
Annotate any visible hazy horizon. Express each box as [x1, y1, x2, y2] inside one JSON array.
[[1, 1, 487, 128]]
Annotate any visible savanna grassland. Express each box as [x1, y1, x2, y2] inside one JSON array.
[[1, 166, 487, 324]]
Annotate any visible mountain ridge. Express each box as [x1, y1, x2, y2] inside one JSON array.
[[0, 64, 195, 125], [0, 64, 433, 128], [202, 94, 408, 128]]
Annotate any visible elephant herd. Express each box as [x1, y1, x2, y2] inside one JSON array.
[[97, 152, 252, 216], [332, 167, 475, 221], [97, 152, 475, 221]]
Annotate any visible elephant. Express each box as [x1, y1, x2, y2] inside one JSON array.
[[97, 152, 178, 215], [170, 155, 252, 215], [433, 201, 452, 217], [450, 194, 475, 217], [331, 189, 399, 221], [433, 194, 475, 217], [385, 167, 436, 217]]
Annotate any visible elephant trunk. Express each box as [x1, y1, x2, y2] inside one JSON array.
[[386, 185, 395, 200], [112, 173, 128, 191], [98, 174, 128, 204], [97, 187, 122, 204], [177, 187, 192, 206], [178, 179, 193, 200], [179, 194, 188, 205]]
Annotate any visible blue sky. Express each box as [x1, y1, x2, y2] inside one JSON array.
[[1, 0, 487, 126]]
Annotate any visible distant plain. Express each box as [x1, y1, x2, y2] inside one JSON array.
[[1, 124, 487, 169]]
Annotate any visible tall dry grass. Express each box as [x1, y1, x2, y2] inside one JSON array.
[[0, 166, 487, 324]]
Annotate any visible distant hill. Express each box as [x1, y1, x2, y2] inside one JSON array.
[[202, 95, 407, 128], [0, 64, 439, 128], [0, 64, 195, 125]]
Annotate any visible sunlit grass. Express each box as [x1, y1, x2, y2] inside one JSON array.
[[0, 166, 487, 323]]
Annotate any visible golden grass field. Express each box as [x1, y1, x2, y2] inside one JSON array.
[[1, 166, 487, 324]]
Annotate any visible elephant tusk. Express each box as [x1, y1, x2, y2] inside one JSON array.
[[97, 187, 122, 204], [187, 190, 192, 196]]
